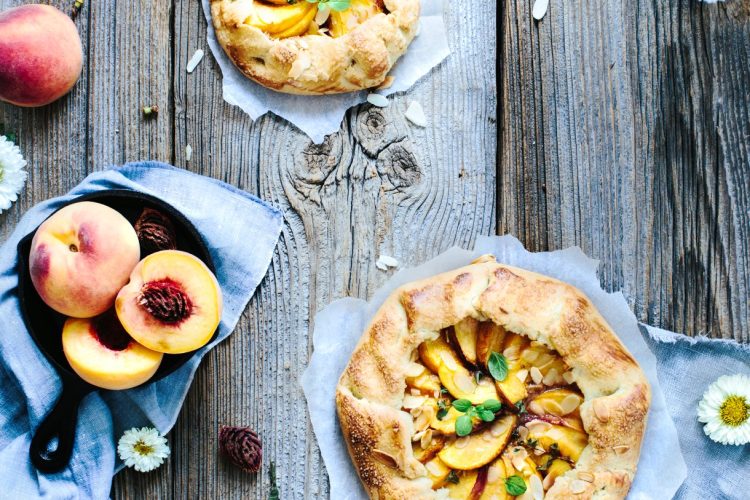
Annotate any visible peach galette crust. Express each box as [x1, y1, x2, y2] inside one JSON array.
[[336, 255, 650, 499], [209, 0, 420, 94]]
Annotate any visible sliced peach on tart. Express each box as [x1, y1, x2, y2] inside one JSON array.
[[328, 0, 384, 38], [62, 310, 162, 390], [480, 458, 510, 500], [419, 337, 498, 405], [246, 1, 316, 37], [527, 388, 583, 418], [476, 322, 506, 367], [542, 458, 572, 491], [405, 363, 441, 396], [430, 406, 481, 436], [424, 456, 452, 488], [115, 250, 222, 354], [525, 419, 589, 462], [451, 317, 479, 366], [493, 332, 529, 404], [413, 433, 446, 463], [438, 415, 516, 470]]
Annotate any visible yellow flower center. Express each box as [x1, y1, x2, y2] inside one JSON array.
[[134, 440, 154, 456], [719, 395, 750, 427]]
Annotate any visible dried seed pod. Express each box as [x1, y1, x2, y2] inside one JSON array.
[[219, 425, 262, 473], [134, 207, 177, 256]]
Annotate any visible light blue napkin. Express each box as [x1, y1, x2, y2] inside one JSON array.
[[641, 326, 750, 500], [0, 161, 283, 499]]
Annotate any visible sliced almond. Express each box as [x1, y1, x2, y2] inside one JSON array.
[[487, 464, 502, 484], [529, 366, 543, 384], [562, 370, 575, 384], [503, 345, 520, 360], [403, 395, 427, 410], [521, 349, 540, 365], [491, 419, 510, 437], [372, 449, 398, 468], [314, 5, 330, 25], [405, 362, 426, 378], [420, 429, 434, 449], [425, 459, 444, 476], [543, 368, 560, 386], [578, 471, 595, 483], [454, 436, 470, 449], [412, 429, 425, 443], [613, 445, 630, 455], [517, 425, 529, 442], [593, 399, 610, 422], [559, 394, 582, 415], [453, 371, 476, 394], [410, 388, 421, 396], [570, 479, 588, 494], [529, 474, 544, 500], [440, 351, 459, 370], [516, 368, 529, 383]]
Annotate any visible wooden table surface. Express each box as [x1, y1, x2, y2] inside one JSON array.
[[0, 0, 747, 498]]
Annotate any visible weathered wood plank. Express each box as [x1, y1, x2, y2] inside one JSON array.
[[500, 0, 750, 342], [164, 0, 497, 499]]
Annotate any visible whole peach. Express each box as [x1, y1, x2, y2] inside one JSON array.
[[30, 201, 140, 318], [0, 4, 83, 107]]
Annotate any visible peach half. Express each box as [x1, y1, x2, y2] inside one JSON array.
[[115, 250, 222, 354], [29, 201, 141, 318], [62, 311, 163, 390]]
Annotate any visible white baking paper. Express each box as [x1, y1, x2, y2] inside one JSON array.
[[201, 0, 451, 143], [300, 235, 687, 499]]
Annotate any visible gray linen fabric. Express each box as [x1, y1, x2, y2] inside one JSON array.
[[642, 325, 750, 500], [0, 162, 282, 499]]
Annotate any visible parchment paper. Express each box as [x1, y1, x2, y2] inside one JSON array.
[[201, 0, 451, 143], [301, 235, 687, 499]]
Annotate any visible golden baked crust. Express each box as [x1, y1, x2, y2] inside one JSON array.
[[209, 0, 420, 94], [336, 255, 651, 499]]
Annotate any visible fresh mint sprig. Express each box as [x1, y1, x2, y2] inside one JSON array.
[[304, 0, 351, 12], [488, 351, 509, 381], [452, 399, 503, 436]]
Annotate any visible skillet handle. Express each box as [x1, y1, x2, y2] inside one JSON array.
[[30, 383, 88, 473]]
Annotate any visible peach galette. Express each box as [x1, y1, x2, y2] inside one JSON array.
[[336, 256, 650, 499], [209, 0, 420, 94]]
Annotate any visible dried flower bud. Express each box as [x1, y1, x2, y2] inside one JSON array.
[[219, 425, 262, 473], [134, 208, 177, 256]]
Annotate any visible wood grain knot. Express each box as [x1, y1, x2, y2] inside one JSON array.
[[376, 142, 421, 191]]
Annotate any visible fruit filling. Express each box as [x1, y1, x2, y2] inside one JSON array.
[[247, 0, 385, 39], [404, 319, 589, 499]]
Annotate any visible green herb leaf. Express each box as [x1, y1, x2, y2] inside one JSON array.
[[481, 399, 502, 413], [437, 400, 448, 420], [452, 399, 473, 412], [455, 415, 473, 436], [526, 438, 538, 448], [505, 475, 527, 496], [478, 409, 496, 422], [440, 387, 449, 395], [269, 462, 280, 500], [536, 456, 554, 472], [488, 352, 509, 381], [446, 470, 460, 484], [326, 0, 351, 11], [549, 442, 560, 458], [515, 400, 527, 415]]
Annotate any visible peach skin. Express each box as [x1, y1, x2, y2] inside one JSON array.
[[0, 4, 83, 107], [29, 201, 141, 318]]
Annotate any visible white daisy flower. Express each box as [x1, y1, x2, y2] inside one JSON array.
[[117, 427, 170, 472], [0, 135, 28, 214], [697, 374, 750, 446]]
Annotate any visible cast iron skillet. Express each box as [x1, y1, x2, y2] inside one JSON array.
[[16, 190, 216, 474]]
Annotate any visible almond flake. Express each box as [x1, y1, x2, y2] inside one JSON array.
[[562, 370, 575, 384], [376, 260, 389, 271], [454, 436, 470, 449], [315, 5, 331, 25], [516, 368, 529, 383], [288, 53, 311, 78], [367, 93, 389, 107], [577, 471, 595, 483], [529, 474, 544, 500], [542, 368, 559, 386], [560, 394, 582, 415], [487, 464, 502, 484], [420, 429, 433, 449], [593, 399, 610, 422], [377, 254, 399, 268], [570, 479, 587, 494], [412, 429, 425, 442], [517, 425, 529, 442], [406, 362, 425, 377], [613, 445, 630, 454], [425, 459, 444, 475], [532, 0, 549, 21], [530, 366, 543, 384], [403, 394, 426, 409], [405, 101, 427, 127], [186, 49, 204, 73], [185, 144, 193, 162], [453, 372, 476, 394]]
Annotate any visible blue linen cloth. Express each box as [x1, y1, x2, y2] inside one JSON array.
[[641, 325, 750, 500], [0, 161, 283, 499]]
